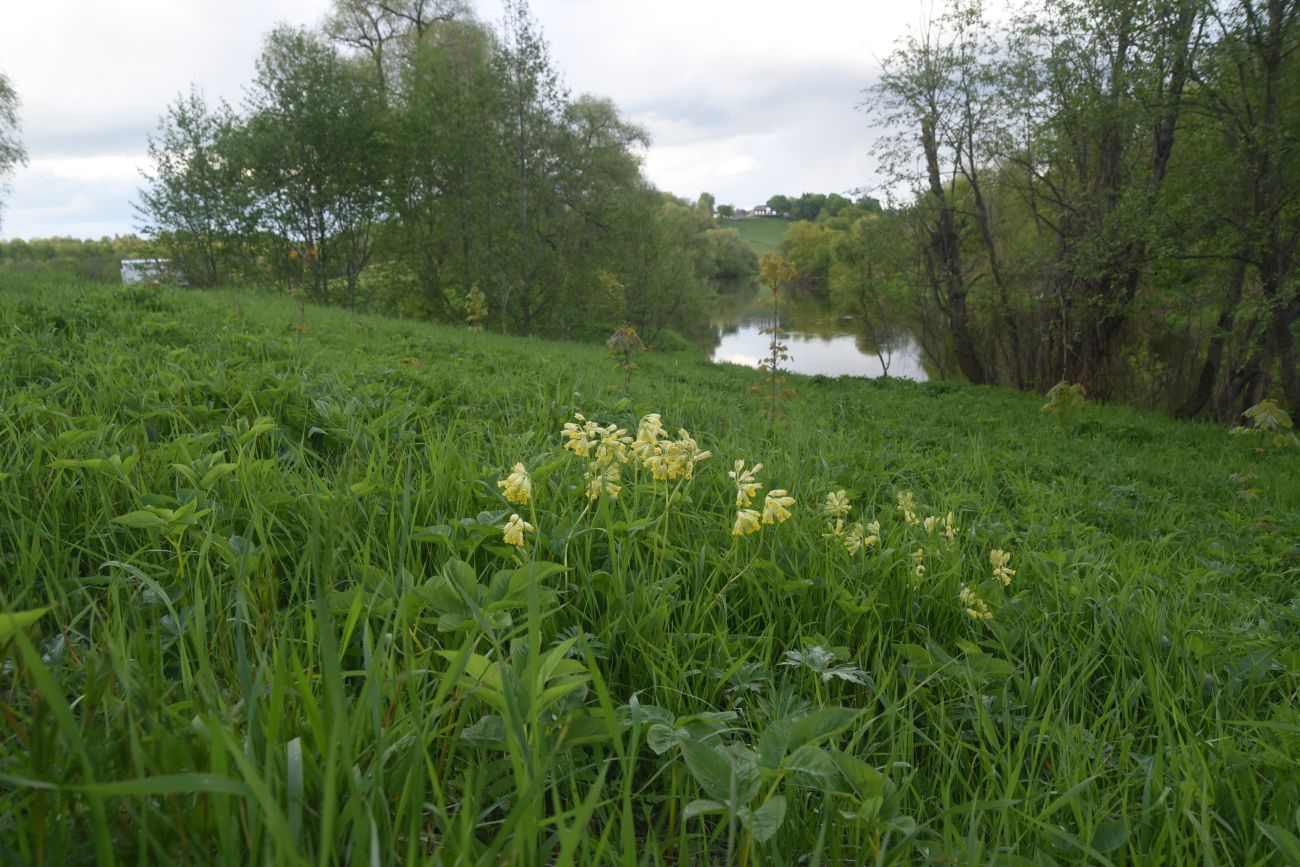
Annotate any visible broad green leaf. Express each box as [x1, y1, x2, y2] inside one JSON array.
[[682, 799, 726, 820], [788, 707, 861, 753], [681, 738, 737, 803], [646, 724, 684, 755], [746, 795, 787, 843], [112, 510, 169, 529]]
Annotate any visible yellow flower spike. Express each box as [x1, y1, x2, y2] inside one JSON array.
[[843, 521, 866, 555], [959, 584, 994, 621], [497, 462, 532, 505], [897, 491, 920, 526], [729, 460, 763, 508], [923, 515, 938, 534], [502, 513, 534, 547], [732, 508, 761, 536], [822, 519, 845, 540], [594, 424, 632, 465], [912, 548, 925, 583], [561, 414, 598, 458], [663, 430, 711, 480], [823, 490, 851, 518], [942, 512, 958, 545], [990, 549, 1015, 586], [762, 489, 796, 525], [585, 461, 621, 499]]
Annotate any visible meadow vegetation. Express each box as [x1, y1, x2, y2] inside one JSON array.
[[2, 273, 1298, 864]]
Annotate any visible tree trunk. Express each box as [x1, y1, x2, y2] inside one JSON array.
[[921, 118, 986, 384]]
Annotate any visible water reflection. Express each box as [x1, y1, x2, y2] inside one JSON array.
[[700, 290, 929, 381]]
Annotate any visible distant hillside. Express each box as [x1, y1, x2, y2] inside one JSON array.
[[718, 215, 787, 257]]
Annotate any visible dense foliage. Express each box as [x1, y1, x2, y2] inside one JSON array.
[[773, 0, 1299, 419], [0, 68, 26, 231], [2, 274, 1297, 863], [135, 0, 745, 340]]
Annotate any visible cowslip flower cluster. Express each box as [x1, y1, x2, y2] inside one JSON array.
[[923, 512, 960, 545], [823, 490, 851, 518], [562, 413, 631, 462], [502, 513, 533, 547], [897, 491, 920, 526], [562, 413, 631, 500], [563, 412, 711, 500], [636, 414, 712, 481], [498, 462, 532, 505], [729, 460, 793, 535], [821, 490, 879, 556], [584, 461, 621, 499], [912, 548, 926, 583], [763, 489, 796, 524], [959, 584, 993, 620], [990, 549, 1015, 586]]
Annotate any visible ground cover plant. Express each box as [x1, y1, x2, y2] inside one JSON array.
[[1, 274, 1298, 865]]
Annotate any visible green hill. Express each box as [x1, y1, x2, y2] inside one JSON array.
[[720, 215, 789, 257], [2, 274, 1297, 864]]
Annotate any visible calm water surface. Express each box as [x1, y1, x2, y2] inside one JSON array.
[[704, 293, 929, 381]]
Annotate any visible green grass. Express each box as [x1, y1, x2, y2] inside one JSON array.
[[720, 216, 789, 258], [2, 274, 1299, 865]]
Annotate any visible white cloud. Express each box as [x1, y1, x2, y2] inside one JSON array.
[[2, 0, 919, 239]]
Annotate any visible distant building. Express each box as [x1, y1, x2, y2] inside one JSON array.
[[733, 208, 750, 218], [120, 259, 176, 286], [750, 205, 778, 217]]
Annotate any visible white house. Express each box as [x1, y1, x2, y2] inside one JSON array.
[[750, 205, 778, 217], [120, 259, 175, 286]]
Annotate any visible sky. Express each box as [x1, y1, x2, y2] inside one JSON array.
[[0, 0, 919, 240]]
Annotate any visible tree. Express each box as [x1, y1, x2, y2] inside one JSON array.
[[387, 19, 505, 319], [1176, 0, 1300, 415], [697, 191, 715, 216], [136, 89, 255, 287], [869, 9, 988, 384], [0, 71, 27, 231], [243, 26, 390, 307], [716, 203, 735, 219], [324, 0, 466, 93]]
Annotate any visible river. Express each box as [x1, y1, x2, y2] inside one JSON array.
[[699, 291, 930, 381]]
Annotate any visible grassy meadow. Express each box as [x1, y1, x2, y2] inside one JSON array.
[[1, 275, 1299, 865], [721, 217, 789, 258]]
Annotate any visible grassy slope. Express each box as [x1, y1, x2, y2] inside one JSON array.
[[2, 276, 1298, 864], [720, 216, 789, 257]]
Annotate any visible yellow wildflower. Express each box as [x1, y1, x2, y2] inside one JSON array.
[[502, 513, 534, 547], [729, 460, 764, 508], [897, 491, 920, 526], [663, 429, 711, 480], [562, 413, 598, 457], [636, 413, 664, 446], [585, 461, 621, 499], [942, 512, 958, 545], [959, 584, 993, 620], [732, 508, 761, 536], [912, 548, 925, 583], [762, 489, 796, 525], [823, 490, 851, 518], [497, 462, 532, 505], [990, 549, 1015, 586], [823, 519, 845, 540], [843, 521, 866, 555], [923, 515, 938, 534], [594, 424, 632, 465]]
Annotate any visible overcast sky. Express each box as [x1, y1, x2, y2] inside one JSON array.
[[0, 0, 918, 240]]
